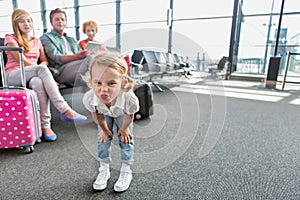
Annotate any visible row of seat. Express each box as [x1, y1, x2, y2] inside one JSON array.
[[1, 37, 194, 92], [129, 49, 193, 91]]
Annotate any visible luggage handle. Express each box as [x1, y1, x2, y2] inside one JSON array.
[[0, 46, 26, 88]]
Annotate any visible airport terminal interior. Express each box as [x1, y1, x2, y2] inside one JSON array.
[[0, 0, 300, 199]]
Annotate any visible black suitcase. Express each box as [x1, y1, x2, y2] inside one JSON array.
[[134, 81, 154, 120]]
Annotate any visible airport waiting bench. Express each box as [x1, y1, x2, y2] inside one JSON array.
[[130, 49, 193, 91]]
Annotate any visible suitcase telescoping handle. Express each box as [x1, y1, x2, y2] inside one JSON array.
[[0, 46, 26, 88]]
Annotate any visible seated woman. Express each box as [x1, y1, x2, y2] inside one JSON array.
[[4, 9, 87, 141], [78, 20, 106, 52]]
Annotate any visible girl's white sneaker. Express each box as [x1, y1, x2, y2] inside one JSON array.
[[93, 169, 110, 190], [114, 168, 132, 192]]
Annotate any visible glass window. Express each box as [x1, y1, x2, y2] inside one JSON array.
[[45, 0, 74, 10], [174, 0, 234, 18], [173, 19, 232, 62], [284, 0, 300, 13], [80, 4, 115, 26], [118, 22, 168, 54], [122, 0, 169, 22], [242, 0, 282, 14], [237, 0, 300, 75], [78, 1, 116, 42], [278, 13, 300, 77], [18, 0, 41, 12], [0, 0, 14, 37], [243, 0, 300, 14], [237, 15, 280, 73]]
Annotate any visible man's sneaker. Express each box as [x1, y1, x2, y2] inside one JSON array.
[[114, 168, 132, 192], [93, 169, 110, 190]]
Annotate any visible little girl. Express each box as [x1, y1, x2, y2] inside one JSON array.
[[78, 20, 106, 52], [82, 52, 139, 192]]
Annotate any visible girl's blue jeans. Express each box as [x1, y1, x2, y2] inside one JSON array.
[[97, 114, 134, 165]]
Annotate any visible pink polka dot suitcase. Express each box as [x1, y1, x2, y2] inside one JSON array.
[[0, 46, 42, 153]]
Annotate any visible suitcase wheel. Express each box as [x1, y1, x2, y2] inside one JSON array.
[[135, 114, 142, 120], [24, 146, 34, 153]]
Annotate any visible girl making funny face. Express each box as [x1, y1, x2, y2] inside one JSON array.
[[91, 60, 128, 107]]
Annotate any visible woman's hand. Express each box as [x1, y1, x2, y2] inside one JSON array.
[[117, 128, 132, 145]]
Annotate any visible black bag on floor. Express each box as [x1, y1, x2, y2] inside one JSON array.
[[134, 81, 154, 120]]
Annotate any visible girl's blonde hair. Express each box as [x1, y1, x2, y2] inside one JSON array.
[[11, 9, 35, 52], [82, 20, 98, 34], [85, 52, 135, 92]]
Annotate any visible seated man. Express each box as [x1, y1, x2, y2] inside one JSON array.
[[40, 8, 91, 87]]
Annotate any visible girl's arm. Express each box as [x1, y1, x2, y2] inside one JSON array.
[[91, 111, 113, 138], [121, 113, 134, 130], [118, 113, 134, 145]]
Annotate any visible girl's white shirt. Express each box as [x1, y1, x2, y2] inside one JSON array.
[[83, 89, 140, 117]]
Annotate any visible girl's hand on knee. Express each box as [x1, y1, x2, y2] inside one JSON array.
[[98, 130, 112, 143], [118, 128, 132, 145]]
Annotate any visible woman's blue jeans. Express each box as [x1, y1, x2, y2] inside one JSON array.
[[97, 114, 134, 165]]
